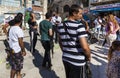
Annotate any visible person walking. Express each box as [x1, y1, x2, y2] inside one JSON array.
[[107, 40, 120, 78], [2, 13, 23, 69], [28, 12, 38, 53], [51, 12, 62, 43], [2, 13, 23, 36], [58, 4, 91, 78], [105, 14, 119, 47], [39, 12, 53, 69], [93, 15, 103, 40], [114, 15, 120, 41], [9, 13, 26, 78]]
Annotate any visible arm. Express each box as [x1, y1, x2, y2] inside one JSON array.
[[2, 23, 9, 35], [18, 37, 26, 56], [79, 37, 91, 61], [106, 22, 114, 36], [85, 21, 89, 32], [58, 34, 63, 50], [49, 28, 53, 36], [108, 47, 113, 62], [115, 23, 120, 32], [97, 18, 103, 26], [81, 19, 89, 31]]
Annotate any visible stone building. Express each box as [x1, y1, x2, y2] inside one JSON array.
[[0, 0, 21, 15], [48, 0, 89, 19]]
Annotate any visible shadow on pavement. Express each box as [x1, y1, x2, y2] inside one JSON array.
[[91, 56, 107, 78], [24, 41, 30, 52], [91, 52, 107, 59], [90, 44, 108, 78], [94, 46, 109, 55], [32, 49, 59, 78]]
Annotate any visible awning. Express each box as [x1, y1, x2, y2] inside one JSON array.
[[90, 3, 120, 13], [91, 0, 119, 6], [90, 7, 120, 13]]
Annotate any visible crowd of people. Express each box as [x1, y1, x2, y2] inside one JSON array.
[[2, 4, 120, 78], [92, 13, 120, 46]]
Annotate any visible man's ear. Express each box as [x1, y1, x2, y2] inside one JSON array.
[[73, 12, 76, 16], [73, 11, 78, 17]]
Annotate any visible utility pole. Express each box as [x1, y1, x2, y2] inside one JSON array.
[[20, 0, 22, 7], [43, 0, 48, 19], [24, 0, 27, 8], [21, 0, 27, 28]]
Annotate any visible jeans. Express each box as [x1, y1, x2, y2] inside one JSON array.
[[94, 27, 101, 39], [29, 31, 37, 52], [53, 25, 58, 43], [41, 41, 51, 68]]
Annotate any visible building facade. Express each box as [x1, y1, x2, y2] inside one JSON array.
[[47, 0, 89, 19], [0, 0, 33, 15], [0, 0, 21, 15]]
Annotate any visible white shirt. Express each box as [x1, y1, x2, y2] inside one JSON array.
[[9, 26, 24, 53], [51, 16, 62, 25], [94, 18, 102, 28]]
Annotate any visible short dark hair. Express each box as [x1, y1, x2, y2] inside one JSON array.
[[17, 12, 23, 17], [8, 19, 15, 26], [8, 13, 23, 26], [45, 12, 52, 19], [14, 13, 23, 24], [112, 40, 120, 49], [69, 4, 82, 16]]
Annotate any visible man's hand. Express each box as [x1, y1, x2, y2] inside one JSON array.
[[87, 57, 91, 61], [22, 51, 26, 56]]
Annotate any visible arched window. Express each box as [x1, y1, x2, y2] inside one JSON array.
[[63, 5, 70, 12]]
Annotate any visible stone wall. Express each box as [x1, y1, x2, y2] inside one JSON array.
[[0, 5, 21, 15]]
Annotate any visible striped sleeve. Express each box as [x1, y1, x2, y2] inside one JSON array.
[[77, 23, 88, 38]]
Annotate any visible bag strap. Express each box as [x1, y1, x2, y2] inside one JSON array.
[[63, 22, 74, 41]]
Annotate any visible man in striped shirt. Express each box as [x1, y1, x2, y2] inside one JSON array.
[[58, 4, 91, 78]]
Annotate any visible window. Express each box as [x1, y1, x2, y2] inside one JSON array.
[[2, 0, 20, 7], [82, 0, 89, 7], [63, 5, 70, 12]]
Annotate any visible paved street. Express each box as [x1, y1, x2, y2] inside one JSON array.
[[0, 30, 109, 78]]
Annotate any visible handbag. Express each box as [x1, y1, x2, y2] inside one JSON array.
[[85, 62, 92, 78]]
